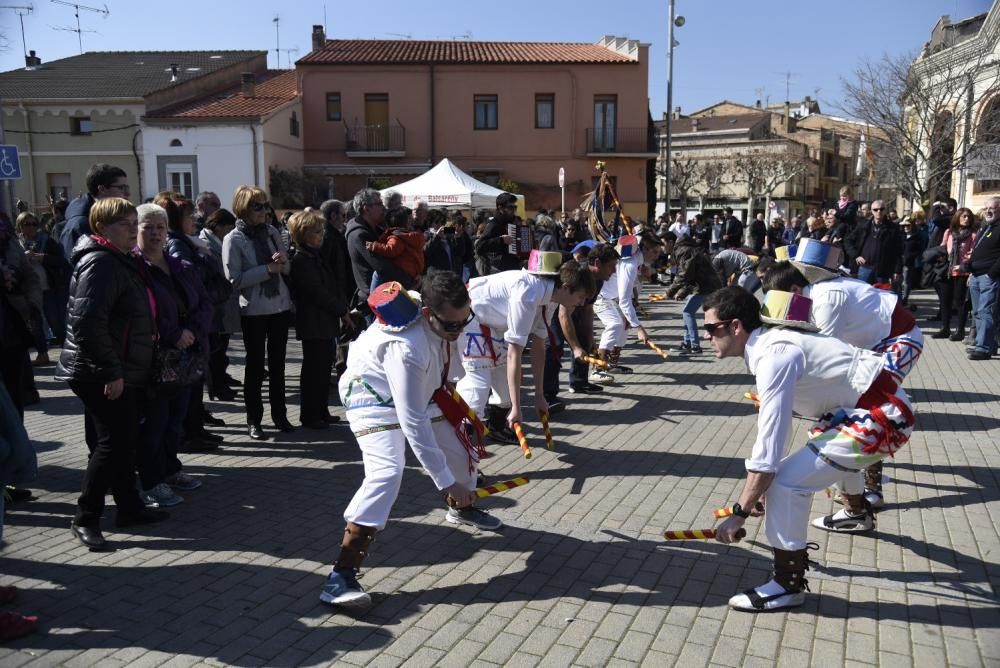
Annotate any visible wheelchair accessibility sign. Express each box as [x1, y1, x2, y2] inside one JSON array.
[[0, 145, 22, 179]]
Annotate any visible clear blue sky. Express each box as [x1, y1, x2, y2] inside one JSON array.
[[0, 0, 992, 117]]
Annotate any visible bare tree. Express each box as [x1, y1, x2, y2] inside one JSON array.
[[839, 49, 1000, 207], [691, 160, 733, 214], [729, 147, 811, 221], [657, 156, 700, 214]]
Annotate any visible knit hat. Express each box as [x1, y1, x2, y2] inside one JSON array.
[[368, 281, 421, 331]]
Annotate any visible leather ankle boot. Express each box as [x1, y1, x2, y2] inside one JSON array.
[[334, 522, 377, 572], [772, 547, 810, 593], [841, 493, 866, 515]]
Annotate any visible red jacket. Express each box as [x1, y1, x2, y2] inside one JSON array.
[[369, 229, 425, 279]]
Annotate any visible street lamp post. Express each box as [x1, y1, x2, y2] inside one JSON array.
[[664, 1, 684, 215]]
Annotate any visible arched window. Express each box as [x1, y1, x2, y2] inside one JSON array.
[[976, 96, 1000, 144], [169, 138, 183, 147], [928, 111, 955, 200]]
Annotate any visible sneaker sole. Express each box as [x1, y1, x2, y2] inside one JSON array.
[[445, 511, 504, 531], [142, 497, 183, 508], [811, 516, 873, 532], [319, 591, 372, 609], [729, 591, 805, 612]]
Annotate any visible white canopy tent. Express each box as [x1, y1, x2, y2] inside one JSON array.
[[380, 158, 524, 214]]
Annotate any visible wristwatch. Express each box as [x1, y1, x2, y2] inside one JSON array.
[[731, 502, 751, 519]]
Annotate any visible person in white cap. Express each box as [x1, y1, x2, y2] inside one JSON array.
[[762, 238, 924, 515], [703, 287, 914, 612], [456, 251, 594, 442], [321, 273, 499, 612]]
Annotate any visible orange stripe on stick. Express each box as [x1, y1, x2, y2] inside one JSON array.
[[512, 422, 531, 459], [540, 411, 554, 450], [475, 477, 529, 498]]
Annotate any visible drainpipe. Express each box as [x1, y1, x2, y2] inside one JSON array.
[[250, 123, 260, 185], [18, 101, 37, 205], [429, 63, 436, 166], [958, 73, 973, 208], [132, 127, 143, 202]]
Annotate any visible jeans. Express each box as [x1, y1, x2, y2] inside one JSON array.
[[240, 311, 291, 426], [69, 381, 146, 527], [43, 288, 67, 345], [969, 274, 999, 354], [901, 266, 914, 304], [137, 387, 190, 490], [682, 294, 705, 346], [300, 338, 334, 423]]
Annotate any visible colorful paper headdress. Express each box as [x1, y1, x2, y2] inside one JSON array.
[[760, 289, 819, 332], [368, 281, 421, 331], [526, 249, 563, 276], [790, 238, 840, 283]]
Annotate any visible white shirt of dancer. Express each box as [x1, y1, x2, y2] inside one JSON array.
[[804, 277, 897, 349], [599, 253, 641, 327], [743, 327, 884, 474], [467, 269, 554, 347], [339, 316, 458, 490]]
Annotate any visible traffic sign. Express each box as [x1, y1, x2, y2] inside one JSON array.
[[0, 145, 22, 180]]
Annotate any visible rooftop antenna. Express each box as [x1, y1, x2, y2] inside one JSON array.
[[0, 5, 33, 57], [272, 15, 280, 67], [387, 32, 413, 39], [277, 46, 298, 67], [754, 86, 765, 106], [50, 0, 108, 54], [776, 70, 800, 102]]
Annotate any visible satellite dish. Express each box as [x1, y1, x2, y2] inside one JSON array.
[[674, 16, 686, 27]]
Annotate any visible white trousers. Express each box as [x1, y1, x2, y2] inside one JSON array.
[[344, 421, 478, 530], [764, 387, 913, 550], [456, 319, 512, 418], [456, 365, 512, 419], [594, 298, 626, 350]]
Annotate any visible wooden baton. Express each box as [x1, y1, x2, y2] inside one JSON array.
[[512, 421, 531, 459]]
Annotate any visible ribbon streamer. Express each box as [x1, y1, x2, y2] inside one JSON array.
[[475, 477, 530, 498], [540, 411, 554, 450], [512, 421, 531, 459]]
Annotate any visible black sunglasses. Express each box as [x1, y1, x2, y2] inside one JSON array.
[[703, 320, 734, 336], [432, 309, 475, 332], [249, 201, 271, 212]]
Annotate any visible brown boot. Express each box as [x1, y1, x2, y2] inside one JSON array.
[[814, 494, 874, 533], [321, 523, 376, 609], [608, 347, 633, 374], [863, 461, 885, 508], [729, 547, 809, 611]]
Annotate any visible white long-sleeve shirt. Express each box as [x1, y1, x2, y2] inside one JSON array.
[[467, 269, 554, 347], [804, 277, 897, 349], [599, 254, 641, 327], [339, 316, 457, 490], [743, 327, 883, 473]]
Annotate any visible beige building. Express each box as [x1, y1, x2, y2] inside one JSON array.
[[296, 29, 657, 218], [0, 49, 267, 208]]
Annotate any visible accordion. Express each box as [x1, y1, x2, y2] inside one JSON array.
[[507, 222, 532, 258]]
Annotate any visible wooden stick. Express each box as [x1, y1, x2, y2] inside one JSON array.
[[540, 411, 554, 450], [646, 340, 670, 360], [452, 389, 489, 436], [713, 507, 733, 518], [475, 477, 530, 498], [663, 528, 746, 540], [512, 421, 531, 459], [581, 354, 609, 369]]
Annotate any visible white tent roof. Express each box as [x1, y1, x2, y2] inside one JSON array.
[[380, 158, 523, 210]]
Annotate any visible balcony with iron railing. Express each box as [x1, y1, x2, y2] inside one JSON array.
[[345, 123, 406, 157], [586, 127, 658, 156]]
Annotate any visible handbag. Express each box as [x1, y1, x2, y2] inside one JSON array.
[[152, 343, 206, 390]]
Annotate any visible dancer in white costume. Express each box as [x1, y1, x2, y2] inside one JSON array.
[[703, 287, 915, 612], [456, 251, 593, 438], [763, 238, 924, 517], [320, 273, 499, 611]]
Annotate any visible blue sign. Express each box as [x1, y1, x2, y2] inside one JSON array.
[[0, 145, 22, 180]]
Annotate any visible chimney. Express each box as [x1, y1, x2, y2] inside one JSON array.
[[24, 50, 42, 69], [169, 63, 179, 82], [672, 106, 682, 120], [691, 118, 700, 132], [312, 24, 326, 52], [241, 72, 256, 97], [755, 99, 762, 109]]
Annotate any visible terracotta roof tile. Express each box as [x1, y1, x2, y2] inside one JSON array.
[[298, 39, 635, 65], [145, 70, 297, 121]]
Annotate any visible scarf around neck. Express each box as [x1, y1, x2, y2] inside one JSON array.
[[235, 219, 281, 298]]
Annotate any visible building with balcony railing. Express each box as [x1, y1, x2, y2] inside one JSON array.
[[296, 30, 656, 218]]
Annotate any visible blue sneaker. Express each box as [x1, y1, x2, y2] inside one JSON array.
[[446, 506, 503, 530], [319, 569, 371, 609]]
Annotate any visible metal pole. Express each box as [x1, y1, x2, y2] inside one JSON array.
[[665, 0, 675, 214], [0, 96, 11, 220]]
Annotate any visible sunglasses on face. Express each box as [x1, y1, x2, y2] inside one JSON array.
[[249, 201, 271, 212], [432, 310, 475, 332], [703, 319, 734, 336]]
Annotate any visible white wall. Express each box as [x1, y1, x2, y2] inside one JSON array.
[[142, 123, 261, 207]]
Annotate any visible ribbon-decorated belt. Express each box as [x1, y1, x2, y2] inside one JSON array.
[[353, 415, 446, 438]]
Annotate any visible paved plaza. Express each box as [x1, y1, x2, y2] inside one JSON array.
[[1, 288, 998, 667]]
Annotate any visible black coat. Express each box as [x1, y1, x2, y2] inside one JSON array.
[[666, 237, 723, 299], [55, 236, 155, 387], [320, 222, 355, 306], [845, 220, 904, 278], [290, 246, 347, 340], [722, 216, 743, 248], [344, 216, 414, 308], [474, 215, 522, 273]]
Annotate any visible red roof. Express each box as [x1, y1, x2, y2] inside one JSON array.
[[298, 39, 636, 65], [146, 70, 297, 121]]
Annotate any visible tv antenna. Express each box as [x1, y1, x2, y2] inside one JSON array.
[[0, 4, 33, 57], [277, 47, 298, 68], [387, 32, 413, 39], [272, 15, 281, 67], [50, 0, 108, 53], [776, 70, 799, 102]]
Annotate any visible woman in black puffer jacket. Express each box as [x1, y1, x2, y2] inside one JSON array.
[[666, 236, 723, 354], [56, 198, 168, 551]]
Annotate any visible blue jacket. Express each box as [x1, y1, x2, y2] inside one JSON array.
[[60, 193, 94, 258]]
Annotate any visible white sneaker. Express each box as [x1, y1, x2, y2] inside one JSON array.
[[588, 370, 615, 385], [446, 507, 503, 530], [142, 483, 184, 508], [811, 508, 873, 533], [729, 581, 806, 612]]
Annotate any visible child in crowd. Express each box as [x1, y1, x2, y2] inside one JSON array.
[[365, 206, 425, 282]]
